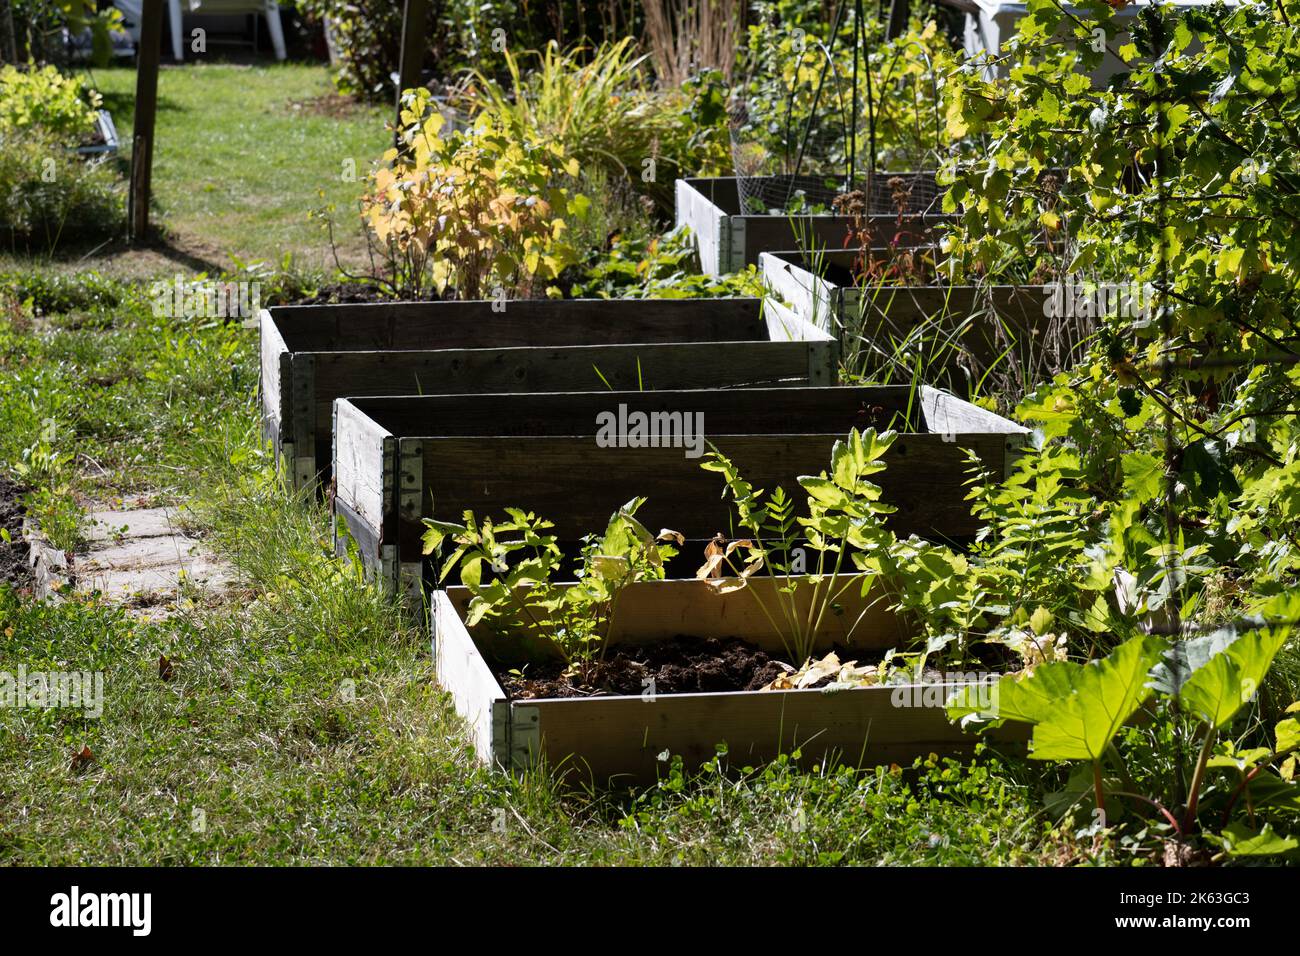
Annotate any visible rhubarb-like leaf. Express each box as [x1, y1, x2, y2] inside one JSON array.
[[948, 635, 1167, 762], [1028, 636, 1167, 761], [1219, 822, 1299, 857], [1179, 624, 1291, 729]]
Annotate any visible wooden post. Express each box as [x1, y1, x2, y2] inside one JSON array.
[[1, 0, 18, 64], [128, 0, 164, 243], [885, 0, 910, 40], [394, 0, 430, 147]]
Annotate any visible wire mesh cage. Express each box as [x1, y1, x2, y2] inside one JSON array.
[[728, 2, 944, 217]]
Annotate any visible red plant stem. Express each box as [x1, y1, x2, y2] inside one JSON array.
[[1220, 761, 1268, 828], [1110, 791, 1184, 837]]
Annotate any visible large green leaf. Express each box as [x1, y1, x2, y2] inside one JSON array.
[[1148, 626, 1241, 697], [948, 658, 1080, 728], [948, 636, 1167, 762], [1179, 624, 1291, 729], [1219, 822, 1299, 858], [1029, 636, 1168, 761]]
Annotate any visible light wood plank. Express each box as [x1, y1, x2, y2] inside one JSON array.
[[432, 590, 508, 766], [258, 308, 289, 441], [526, 683, 1025, 785], [332, 399, 393, 535]]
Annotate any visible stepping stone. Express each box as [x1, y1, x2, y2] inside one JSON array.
[[28, 502, 234, 615], [84, 507, 180, 544]]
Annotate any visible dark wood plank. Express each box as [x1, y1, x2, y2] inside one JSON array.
[[309, 342, 828, 452], [409, 432, 1007, 546], [269, 298, 768, 351], [741, 214, 951, 265], [348, 385, 922, 438], [128, 0, 164, 242]]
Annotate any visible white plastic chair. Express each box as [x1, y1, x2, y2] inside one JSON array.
[[114, 0, 286, 62], [174, 1, 286, 61]]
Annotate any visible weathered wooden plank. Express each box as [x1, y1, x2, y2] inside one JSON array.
[[921, 385, 1023, 434], [332, 398, 394, 536], [760, 250, 1100, 391], [763, 251, 1059, 346], [347, 386, 919, 437], [308, 340, 831, 464], [263, 297, 838, 488], [432, 590, 509, 767], [438, 579, 1027, 785], [675, 177, 726, 275], [677, 176, 951, 274], [525, 683, 1010, 784], [258, 308, 290, 446], [336, 387, 1025, 595], [268, 298, 768, 351], [408, 433, 1005, 543]]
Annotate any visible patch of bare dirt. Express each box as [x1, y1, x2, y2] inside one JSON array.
[[0, 474, 32, 590], [501, 636, 789, 700]]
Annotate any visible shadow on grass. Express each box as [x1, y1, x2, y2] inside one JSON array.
[[0, 230, 227, 277]]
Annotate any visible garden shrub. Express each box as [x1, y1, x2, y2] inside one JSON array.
[[297, 0, 641, 100], [0, 269, 131, 315], [7, 0, 122, 66], [362, 90, 589, 299], [0, 64, 101, 142], [735, 6, 953, 188], [0, 132, 124, 249], [468, 39, 729, 214], [296, 0, 406, 100], [569, 227, 764, 298]]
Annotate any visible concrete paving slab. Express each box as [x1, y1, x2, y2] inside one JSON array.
[[83, 507, 182, 543]]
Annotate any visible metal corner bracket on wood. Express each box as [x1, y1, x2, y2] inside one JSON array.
[[398, 438, 424, 606], [290, 354, 316, 490], [1005, 432, 1030, 480], [509, 705, 540, 771]]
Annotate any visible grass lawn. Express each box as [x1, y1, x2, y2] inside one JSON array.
[[75, 61, 389, 272], [0, 62, 1082, 866]]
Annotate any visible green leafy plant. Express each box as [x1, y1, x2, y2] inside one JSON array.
[[0, 131, 124, 250], [949, 596, 1300, 858], [363, 90, 589, 299], [736, 10, 952, 183], [570, 226, 764, 298], [422, 498, 679, 676], [294, 0, 406, 99], [466, 38, 721, 212], [0, 65, 100, 142], [8, 1, 124, 66], [699, 427, 899, 667]]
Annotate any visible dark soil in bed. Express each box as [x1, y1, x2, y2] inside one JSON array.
[[502, 636, 795, 699], [498, 633, 1021, 701], [0, 474, 32, 589]]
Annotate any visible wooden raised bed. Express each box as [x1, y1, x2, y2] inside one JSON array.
[[675, 174, 951, 275], [760, 250, 1092, 389], [259, 297, 835, 489], [433, 577, 1028, 784], [333, 385, 1027, 599]]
